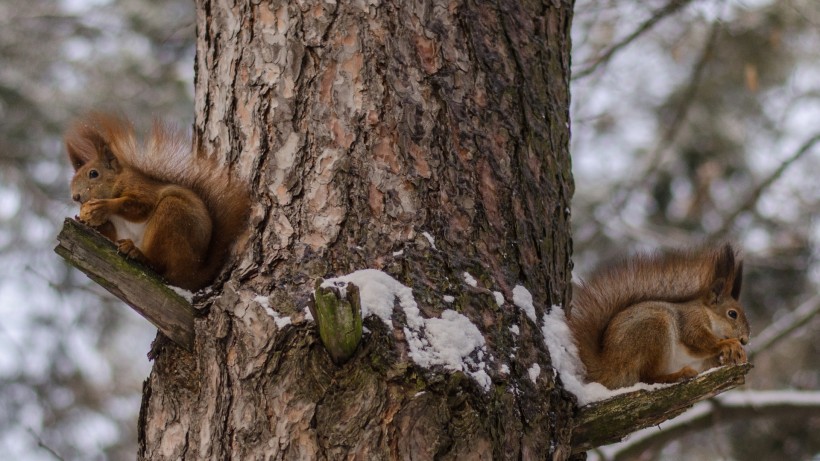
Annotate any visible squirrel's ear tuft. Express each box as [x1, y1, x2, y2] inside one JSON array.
[[66, 141, 87, 171], [708, 278, 726, 304], [713, 244, 735, 281], [65, 128, 99, 171], [708, 243, 737, 303], [102, 144, 120, 171], [731, 260, 743, 300]]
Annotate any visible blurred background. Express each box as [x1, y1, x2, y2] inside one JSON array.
[[0, 0, 193, 459], [0, 0, 816, 459], [572, 1, 819, 459]]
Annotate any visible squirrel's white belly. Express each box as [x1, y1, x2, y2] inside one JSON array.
[[109, 216, 147, 249], [666, 342, 709, 373]]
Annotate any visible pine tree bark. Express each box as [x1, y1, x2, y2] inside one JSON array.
[[138, 1, 576, 459]]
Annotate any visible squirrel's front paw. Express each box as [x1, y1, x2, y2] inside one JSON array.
[[79, 199, 110, 227], [117, 239, 146, 262], [718, 339, 747, 365]]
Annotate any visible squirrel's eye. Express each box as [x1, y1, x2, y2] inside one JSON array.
[[88, 169, 99, 179], [728, 310, 738, 319]]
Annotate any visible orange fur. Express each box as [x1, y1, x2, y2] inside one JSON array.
[[65, 112, 249, 290], [568, 244, 750, 389]]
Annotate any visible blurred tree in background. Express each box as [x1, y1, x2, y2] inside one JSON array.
[[0, 0, 193, 459], [0, 0, 817, 459], [572, 0, 820, 459]]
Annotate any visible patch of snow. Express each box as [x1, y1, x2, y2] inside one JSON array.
[[392, 249, 404, 257], [493, 291, 505, 306], [170, 286, 194, 302], [255, 295, 293, 329], [512, 285, 536, 323], [528, 363, 541, 383], [303, 306, 314, 321], [500, 364, 510, 374], [463, 272, 478, 287], [322, 269, 492, 390], [254, 295, 269, 308], [541, 304, 670, 405], [422, 231, 437, 249], [443, 295, 455, 303], [270, 312, 292, 328], [509, 324, 520, 335]]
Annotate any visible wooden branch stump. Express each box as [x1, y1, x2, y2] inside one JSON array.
[[54, 218, 196, 350], [571, 363, 753, 453], [310, 281, 364, 365]]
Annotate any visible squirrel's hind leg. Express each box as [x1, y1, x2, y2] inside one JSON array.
[[645, 366, 698, 384], [141, 190, 212, 290]]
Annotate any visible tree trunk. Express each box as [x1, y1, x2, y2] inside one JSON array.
[[138, 0, 576, 459]]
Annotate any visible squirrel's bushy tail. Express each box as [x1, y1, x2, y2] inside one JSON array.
[[146, 120, 250, 288], [568, 244, 741, 380]]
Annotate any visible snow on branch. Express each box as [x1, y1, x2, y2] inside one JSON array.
[[570, 363, 751, 454], [541, 305, 752, 453]]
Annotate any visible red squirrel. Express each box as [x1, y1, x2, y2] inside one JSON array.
[[568, 244, 750, 389], [65, 113, 249, 290]]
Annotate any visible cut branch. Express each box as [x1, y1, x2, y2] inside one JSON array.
[[54, 218, 195, 350], [571, 363, 752, 453]]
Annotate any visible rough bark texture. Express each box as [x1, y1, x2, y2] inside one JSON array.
[[138, 1, 575, 459]]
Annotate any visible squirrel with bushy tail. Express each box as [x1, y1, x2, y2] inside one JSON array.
[[568, 243, 751, 390], [65, 112, 249, 291]]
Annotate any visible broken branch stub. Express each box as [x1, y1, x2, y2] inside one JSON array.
[[54, 218, 195, 350], [310, 281, 364, 365]]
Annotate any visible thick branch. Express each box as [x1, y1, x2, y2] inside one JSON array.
[[54, 218, 195, 350], [571, 363, 752, 453]]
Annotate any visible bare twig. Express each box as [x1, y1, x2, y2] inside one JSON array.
[[715, 132, 820, 238], [748, 295, 820, 359], [26, 427, 66, 461], [574, 20, 721, 252], [573, 0, 696, 80]]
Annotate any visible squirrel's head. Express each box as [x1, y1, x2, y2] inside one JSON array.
[[704, 244, 750, 345], [68, 142, 122, 204], [65, 114, 130, 203]]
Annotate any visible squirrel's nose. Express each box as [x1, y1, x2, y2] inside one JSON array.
[[72, 193, 81, 202], [740, 335, 749, 345]]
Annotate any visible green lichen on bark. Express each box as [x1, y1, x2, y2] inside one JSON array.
[[311, 281, 364, 365], [55, 218, 195, 350]]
